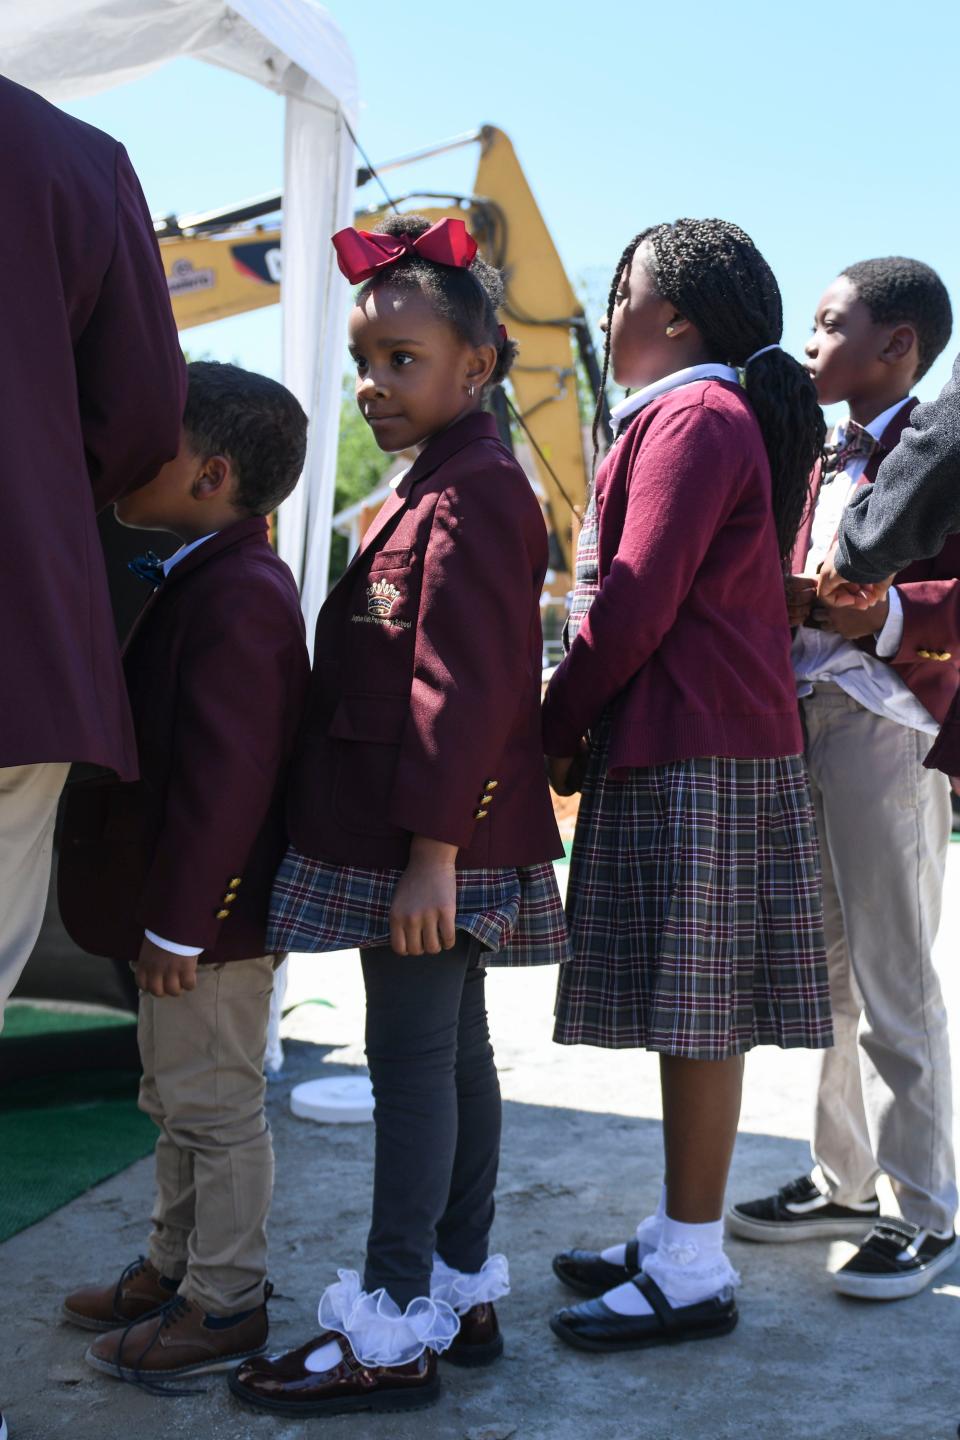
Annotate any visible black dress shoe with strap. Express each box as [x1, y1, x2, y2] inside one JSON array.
[[550, 1274, 738, 1352], [552, 1237, 646, 1297], [442, 1303, 503, 1367]]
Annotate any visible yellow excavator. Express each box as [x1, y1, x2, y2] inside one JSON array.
[[153, 125, 608, 571]]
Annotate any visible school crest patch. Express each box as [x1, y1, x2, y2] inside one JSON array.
[[367, 579, 401, 618]]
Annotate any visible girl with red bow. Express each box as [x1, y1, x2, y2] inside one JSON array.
[[231, 215, 568, 1418]]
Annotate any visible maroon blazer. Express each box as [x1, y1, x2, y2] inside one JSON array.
[[58, 519, 310, 963], [288, 412, 563, 869], [0, 77, 185, 778], [792, 398, 960, 728]]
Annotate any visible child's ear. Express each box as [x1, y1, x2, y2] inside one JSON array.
[[465, 342, 498, 393], [192, 454, 231, 499], [880, 323, 917, 369], [664, 310, 693, 340]]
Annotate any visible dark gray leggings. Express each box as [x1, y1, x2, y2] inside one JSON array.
[[359, 932, 502, 1310]]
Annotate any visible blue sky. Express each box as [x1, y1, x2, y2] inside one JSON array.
[[62, 0, 960, 408]]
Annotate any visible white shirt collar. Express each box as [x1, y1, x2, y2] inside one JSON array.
[[610, 363, 740, 435], [162, 533, 218, 578]]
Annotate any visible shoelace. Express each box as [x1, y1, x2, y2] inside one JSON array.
[[111, 1255, 150, 1321], [115, 1295, 209, 1398]]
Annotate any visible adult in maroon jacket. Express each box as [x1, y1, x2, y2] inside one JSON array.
[[0, 76, 185, 1022]]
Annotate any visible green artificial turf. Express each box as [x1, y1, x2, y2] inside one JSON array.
[[0, 1005, 153, 1243]]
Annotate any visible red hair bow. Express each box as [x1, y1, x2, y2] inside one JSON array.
[[331, 217, 478, 284]]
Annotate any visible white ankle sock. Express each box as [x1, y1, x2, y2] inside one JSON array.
[[603, 1214, 738, 1317], [600, 1185, 667, 1266], [304, 1338, 344, 1373]]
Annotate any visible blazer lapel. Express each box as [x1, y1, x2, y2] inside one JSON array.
[[336, 411, 502, 585], [856, 397, 918, 489], [122, 516, 270, 652], [792, 457, 822, 572]]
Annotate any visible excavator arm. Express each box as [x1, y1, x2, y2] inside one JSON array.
[[155, 126, 603, 568]]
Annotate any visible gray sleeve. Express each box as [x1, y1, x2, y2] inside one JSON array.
[[835, 352, 960, 582]]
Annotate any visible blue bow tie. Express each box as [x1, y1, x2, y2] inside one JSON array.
[[128, 551, 166, 587]]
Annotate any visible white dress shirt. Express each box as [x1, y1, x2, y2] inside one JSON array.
[[144, 532, 218, 958], [792, 399, 936, 734]]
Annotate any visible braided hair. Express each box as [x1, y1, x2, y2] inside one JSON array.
[[357, 214, 518, 389], [594, 219, 825, 564]]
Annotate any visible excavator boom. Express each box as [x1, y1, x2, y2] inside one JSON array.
[[155, 127, 600, 565]]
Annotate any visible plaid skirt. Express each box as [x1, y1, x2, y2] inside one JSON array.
[[555, 718, 831, 1058], [269, 849, 571, 966]]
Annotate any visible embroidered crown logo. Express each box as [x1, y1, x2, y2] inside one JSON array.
[[367, 578, 401, 619]]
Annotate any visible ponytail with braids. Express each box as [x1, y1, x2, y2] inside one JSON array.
[[593, 220, 825, 564]]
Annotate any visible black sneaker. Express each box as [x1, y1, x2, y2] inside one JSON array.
[[833, 1219, 957, 1299], [726, 1174, 880, 1242]]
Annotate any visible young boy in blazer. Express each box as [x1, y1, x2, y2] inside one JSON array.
[[58, 362, 310, 1383], [729, 258, 960, 1299]]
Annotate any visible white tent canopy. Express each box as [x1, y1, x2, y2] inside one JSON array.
[[2, 0, 357, 634]]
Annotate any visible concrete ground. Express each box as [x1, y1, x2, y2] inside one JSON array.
[[5, 854, 960, 1440]]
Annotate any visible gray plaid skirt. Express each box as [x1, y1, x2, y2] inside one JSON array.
[[555, 717, 831, 1058], [269, 850, 570, 966]]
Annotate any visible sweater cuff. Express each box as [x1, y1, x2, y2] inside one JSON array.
[[541, 685, 583, 758]]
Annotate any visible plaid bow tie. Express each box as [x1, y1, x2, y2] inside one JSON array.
[[128, 551, 166, 587], [821, 420, 881, 483]]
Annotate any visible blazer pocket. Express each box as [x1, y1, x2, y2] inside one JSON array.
[[368, 549, 416, 574], [328, 693, 408, 836]]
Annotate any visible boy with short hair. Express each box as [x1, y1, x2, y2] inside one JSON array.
[[58, 361, 310, 1381], [729, 258, 960, 1299]]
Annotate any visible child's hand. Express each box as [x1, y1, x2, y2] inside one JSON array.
[[817, 546, 893, 610], [809, 597, 890, 640], [547, 756, 575, 794], [390, 836, 458, 956], [135, 937, 199, 998], [785, 575, 818, 627], [547, 739, 589, 796]]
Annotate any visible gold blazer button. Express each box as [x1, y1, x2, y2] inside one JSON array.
[[216, 908, 231, 920]]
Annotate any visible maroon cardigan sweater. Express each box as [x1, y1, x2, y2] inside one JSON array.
[[542, 379, 802, 770]]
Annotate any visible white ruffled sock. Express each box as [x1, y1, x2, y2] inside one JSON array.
[[307, 1269, 459, 1369], [602, 1215, 739, 1317], [600, 1184, 667, 1266], [431, 1253, 511, 1314]]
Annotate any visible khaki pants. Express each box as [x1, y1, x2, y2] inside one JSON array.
[[0, 761, 70, 1032], [804, 687, 957, 1233], [138, 955, 276, 1315]]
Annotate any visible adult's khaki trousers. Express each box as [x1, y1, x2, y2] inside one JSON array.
[[0, 762, 70, 1032], [138, 955, 276, 1315], [803, 686, 957, 1233]]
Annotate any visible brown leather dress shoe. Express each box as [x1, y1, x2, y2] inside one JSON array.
[[63, 1257, 180, 1332], [228, 1331, 440, 1416], [85, 1293, 268, 1384], [443, 1303, 504, 1367]]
